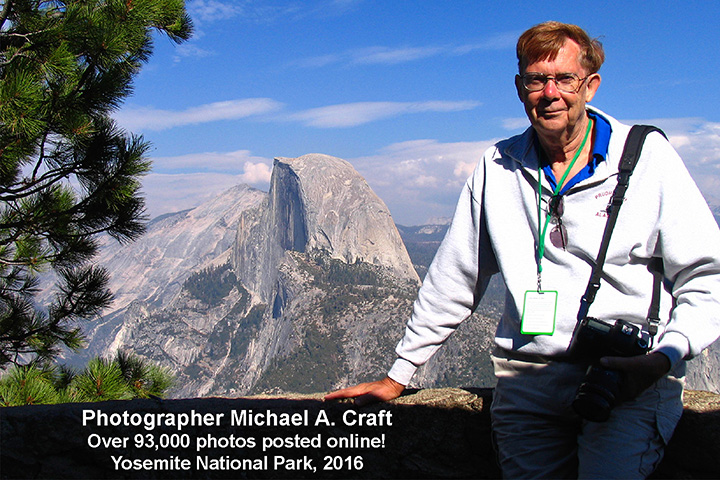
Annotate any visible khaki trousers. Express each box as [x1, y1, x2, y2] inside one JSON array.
[[490, 349, 684, 479]]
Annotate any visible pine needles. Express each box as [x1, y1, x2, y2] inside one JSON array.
[[0, 350, 175, 405]]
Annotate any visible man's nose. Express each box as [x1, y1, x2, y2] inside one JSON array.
[[542, 78, 561, 98]]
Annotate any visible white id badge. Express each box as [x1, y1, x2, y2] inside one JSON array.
[[521, 290, 558, 335]]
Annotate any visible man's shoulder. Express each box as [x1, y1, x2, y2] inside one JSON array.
[[497, 127, 532, 147], [494, 128, 534, 162], [590, 106, 672, 164], [587, 105, 632, 139]]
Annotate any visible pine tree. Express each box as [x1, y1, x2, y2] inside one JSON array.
[[67, 356, 132, 402], [114, 349, 174, 398], [0, 351, 175, 405], [0, 362, 58, 405], [0, 1, 192, 367]]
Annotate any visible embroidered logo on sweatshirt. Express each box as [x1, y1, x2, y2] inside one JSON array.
[[594, 190, 614, 218]]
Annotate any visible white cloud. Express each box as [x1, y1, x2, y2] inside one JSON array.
[[502, 117, 529, 131], [115, 98, 284, 131], [453, 160, 477, 180], [450, 31, 521, 55], [152, 150, 272, 175], [188, 0, 339, 26], [185, 0, 361, 34], [622, 118, 720, 166], [357, 138, 496, 185], [351, 46, 445, 65], [350, 138, 497, 224], [141, 172, 249, 219], [292, 31, 517, 69], [239, 160, 273, 184], [654, 119, 720, 165], [172, 43, 217, 62], [652, 119, 720, 205], [115, 98, 480, 132], [141, 152, 272, 219], [289, 101, 481, 128], [187, 0, 246, 23]]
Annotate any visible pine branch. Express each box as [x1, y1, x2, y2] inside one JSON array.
[[31, 130, 50, 181], [0, 167, 76, 202]]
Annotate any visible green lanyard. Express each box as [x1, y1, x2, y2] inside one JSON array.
[[536, 118, 593, 291]]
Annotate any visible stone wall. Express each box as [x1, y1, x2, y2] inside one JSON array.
[[1, 388, 718, 479]]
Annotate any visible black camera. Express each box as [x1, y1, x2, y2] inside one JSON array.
[[568, 317, 649, 422]]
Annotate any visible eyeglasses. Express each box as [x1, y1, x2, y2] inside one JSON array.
[[520, 72, 590, 93], [548, 195, 568, 250]]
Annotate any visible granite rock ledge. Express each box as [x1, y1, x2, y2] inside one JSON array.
[[1, 388, 718, 479]]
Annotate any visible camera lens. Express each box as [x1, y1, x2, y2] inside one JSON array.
[[572, 365, 622, 422]]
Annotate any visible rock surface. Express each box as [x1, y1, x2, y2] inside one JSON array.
[[233, 154, 419, 303], [1, 388, 718, 479]]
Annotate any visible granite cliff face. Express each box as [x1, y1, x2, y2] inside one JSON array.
[[274, 155, 418, 281], [233, 154, 419, 304]]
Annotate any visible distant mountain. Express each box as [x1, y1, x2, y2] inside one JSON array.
[[396, 224, 448, 280], [101, 184, 265, 317], [233, 154, 420, 305]]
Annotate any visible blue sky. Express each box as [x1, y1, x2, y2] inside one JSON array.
[[113, 0, 720, 226]]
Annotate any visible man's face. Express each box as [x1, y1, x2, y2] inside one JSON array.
[[516, 39, 600, 141]]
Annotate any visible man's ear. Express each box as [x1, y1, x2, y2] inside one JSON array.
[[584, 73, 601, 103]]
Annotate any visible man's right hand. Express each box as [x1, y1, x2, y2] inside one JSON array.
[[324, 376, 405, 407]]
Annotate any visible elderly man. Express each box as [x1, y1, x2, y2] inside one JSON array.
[[326, 21, 720, 479]]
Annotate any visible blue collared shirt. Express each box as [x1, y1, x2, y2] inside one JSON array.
[[541, 111, 612, 195]]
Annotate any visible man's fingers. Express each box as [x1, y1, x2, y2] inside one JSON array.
[[600, 352, 671, 376], [324, 377, 405, 405], [599, 355, 631, 370], [324, 384, 372, 401], [598, 353, 672, 401]]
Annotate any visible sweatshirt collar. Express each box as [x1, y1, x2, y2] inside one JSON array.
[[503, 106, 624, 190], [541, 111, 612, 195]]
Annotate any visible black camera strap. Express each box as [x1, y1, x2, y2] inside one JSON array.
[[577, 125, 667, 341]]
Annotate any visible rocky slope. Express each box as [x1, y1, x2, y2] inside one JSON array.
[[59, 184, 266, 367]]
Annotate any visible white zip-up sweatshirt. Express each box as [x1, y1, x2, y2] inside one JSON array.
[[388, 107, 720, 386]]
